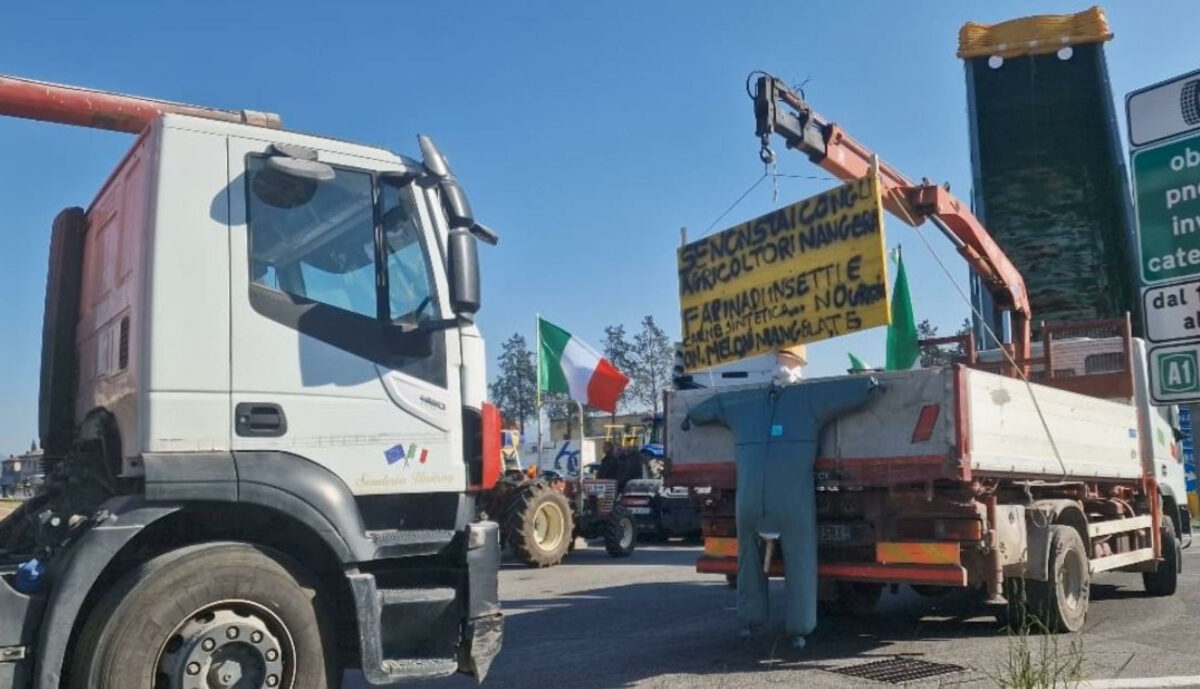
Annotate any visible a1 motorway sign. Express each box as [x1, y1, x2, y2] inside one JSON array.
[[1131, 68, 1200, 404], [1150, 343, 1200, 403]]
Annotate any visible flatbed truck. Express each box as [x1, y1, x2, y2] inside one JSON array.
[[664, 73, 1190, 631]]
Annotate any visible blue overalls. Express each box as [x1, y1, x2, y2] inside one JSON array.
[[685, 377, 877, 642]]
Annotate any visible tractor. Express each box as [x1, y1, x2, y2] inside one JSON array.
[[476, 429, 637, 567]]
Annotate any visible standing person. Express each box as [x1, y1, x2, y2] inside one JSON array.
[[0, 467, 11, 499], [22, 478, 31, 497]]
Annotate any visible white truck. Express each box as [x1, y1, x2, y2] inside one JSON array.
[[668, 319, 1190, 630], [0, 76, 503, 688]]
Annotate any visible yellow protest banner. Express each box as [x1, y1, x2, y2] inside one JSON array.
[[677, 172, 889, 370]]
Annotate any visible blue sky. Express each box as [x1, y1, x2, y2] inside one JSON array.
[[1, 2, 1198, 454]]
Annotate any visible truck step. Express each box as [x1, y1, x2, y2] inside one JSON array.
[[365, 529, 455, 557], [366, 528, 454, 544], [379, 587, 456, 605], [348, 573, 463, 685], [377, 657, 459, 681]]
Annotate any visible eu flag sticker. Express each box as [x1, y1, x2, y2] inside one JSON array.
[[385, 444, 407, 466]]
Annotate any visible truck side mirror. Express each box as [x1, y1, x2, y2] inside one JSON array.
[[447, 227, 481, 319], [439, 178, 474, 229]]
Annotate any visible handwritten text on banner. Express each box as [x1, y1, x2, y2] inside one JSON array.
[[677, 173, 889, 370]]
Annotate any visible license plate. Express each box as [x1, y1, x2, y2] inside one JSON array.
[[818, 524, 851, 543], [627, 507, 651, 515]]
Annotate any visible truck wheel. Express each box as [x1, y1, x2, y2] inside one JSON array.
[[70, 542, 336, 689], [1144, 516, 1180, 597], [1029, 525, 1090, 633], [604, 504, 637, 558], [506, 482, 574, 567]]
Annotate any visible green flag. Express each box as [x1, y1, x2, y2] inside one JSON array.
[[847, 353, 874, 373], [885, 249, 919, 370]]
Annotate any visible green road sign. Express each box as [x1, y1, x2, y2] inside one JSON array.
[[1150, 343, 1200, 403], [1135, 135, 1200, 284], [1159, 350, 1200, 394]]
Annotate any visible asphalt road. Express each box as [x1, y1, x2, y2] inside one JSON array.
[[345, 541, 1200, 689]]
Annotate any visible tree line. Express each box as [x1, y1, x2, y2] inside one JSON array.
[[488, 315, 674, 433]]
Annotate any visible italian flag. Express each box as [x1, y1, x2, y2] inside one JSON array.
[[537, 316, 629, 413]]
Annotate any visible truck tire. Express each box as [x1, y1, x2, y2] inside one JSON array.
[[1144, 516, 1180, 597], [506, 482, 574, 567], [604, 504, 637, 558], [69, 542, 337, 689], [1029, 525, 1090, 633]]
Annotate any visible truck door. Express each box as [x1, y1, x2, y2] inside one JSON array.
[[225, 137, 465, 496]]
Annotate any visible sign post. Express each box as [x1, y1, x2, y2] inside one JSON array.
[[1130, 69, 1200, 404], [676, 171, 888, 371]]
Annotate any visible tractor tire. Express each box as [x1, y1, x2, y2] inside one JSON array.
[[505, 482, 574, 568], [1144, 516, 1181, 597], [1027, 525, 1090, 633], [604, 504, 637, 558], [69, 542, 337, 689]]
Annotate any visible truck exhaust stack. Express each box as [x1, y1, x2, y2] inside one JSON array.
[[0, 74, 282, 134]]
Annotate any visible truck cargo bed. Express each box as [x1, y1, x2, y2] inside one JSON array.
[[667, 365, 1143, 487]]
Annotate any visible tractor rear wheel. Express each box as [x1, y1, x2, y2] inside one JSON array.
[[505, 482, 574, 568]]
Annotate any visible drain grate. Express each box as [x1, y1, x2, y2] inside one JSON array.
[[829, 657, 965, 684]]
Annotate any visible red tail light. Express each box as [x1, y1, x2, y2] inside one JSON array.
[[911, 404, 940, 443], [480, 403, 502, 490]]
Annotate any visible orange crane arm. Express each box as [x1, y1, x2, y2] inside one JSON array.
[[751, 73, 1031, 364], [0, 74, 281, 134]]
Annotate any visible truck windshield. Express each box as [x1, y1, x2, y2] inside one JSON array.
[[247, 157, 438, 323]]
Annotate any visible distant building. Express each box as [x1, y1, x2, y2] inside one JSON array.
[[2, 448, 44, 486]]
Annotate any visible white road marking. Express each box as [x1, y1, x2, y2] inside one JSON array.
[[1080, 677, 1200, 688]]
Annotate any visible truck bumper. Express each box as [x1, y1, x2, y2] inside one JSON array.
[[351, 521, 503, 685]]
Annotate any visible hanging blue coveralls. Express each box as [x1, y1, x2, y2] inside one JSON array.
[[685, 377, 878, 641]]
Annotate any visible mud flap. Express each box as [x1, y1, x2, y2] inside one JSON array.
[[458, 521, 503, 682], [459, 612, 503, 682]]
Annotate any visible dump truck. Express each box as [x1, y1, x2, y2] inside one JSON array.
[[0, 75, 503, 688], [664, 72, 1191, 632]]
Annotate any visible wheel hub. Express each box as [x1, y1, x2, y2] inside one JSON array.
[[1059, 549, 1085, 610], [158, 604, 291, 689], [533, 502, 565, 551]]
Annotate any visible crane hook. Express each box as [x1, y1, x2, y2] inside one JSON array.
[[759, 141, 776, 166]]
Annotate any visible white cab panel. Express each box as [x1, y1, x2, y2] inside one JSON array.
[[139, 123, 233, 455]]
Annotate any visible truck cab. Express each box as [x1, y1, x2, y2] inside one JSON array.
[[1, 112, 503, 688]]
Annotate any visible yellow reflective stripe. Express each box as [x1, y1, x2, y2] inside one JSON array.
[[704, 537, 738, 558], [876, 542, 961, 565]]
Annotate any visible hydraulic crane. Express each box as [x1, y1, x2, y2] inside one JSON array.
[[0, 74, 281, 133], [750, 72, 1032, 369]]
